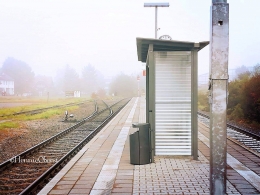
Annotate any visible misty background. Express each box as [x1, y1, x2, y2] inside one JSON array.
[[0, 0, 259, 97]]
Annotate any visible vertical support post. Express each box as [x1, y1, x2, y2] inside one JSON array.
[[191, 49, 199, 160], [146, 65, 149, 123], [209, 0, 229, 194], [155, 6, 158, 38], [148, 44, 155, 163]]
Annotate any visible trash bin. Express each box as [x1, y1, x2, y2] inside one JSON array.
[[130, 123, 150, 165]]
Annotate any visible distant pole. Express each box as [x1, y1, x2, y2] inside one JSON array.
[[137, 75, 140, 97], [155, 6, 158, 38], [209, 0, 229, 194], [144, 3, 169, 39]]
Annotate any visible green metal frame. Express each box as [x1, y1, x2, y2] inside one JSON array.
[[191, 50, 198, 160], [147, 44, 155, 162]]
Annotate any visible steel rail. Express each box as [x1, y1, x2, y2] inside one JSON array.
[[19, 98, 130, 195], [0, 98, 130, 194], [198, 111, 260, 140], [0, 100, 98, 173]]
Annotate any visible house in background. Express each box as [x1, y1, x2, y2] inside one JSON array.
[[33, 75, 54, 97], [0, 73, 14, 95]]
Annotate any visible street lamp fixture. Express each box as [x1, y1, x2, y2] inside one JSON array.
[[144, 2, 169, 7], [144, 2, 170, 39]]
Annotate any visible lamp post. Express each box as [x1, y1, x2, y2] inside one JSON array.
[[144, 2, 169, 38]]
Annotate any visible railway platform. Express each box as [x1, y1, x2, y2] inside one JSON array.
[[39, 97, 258, 195]]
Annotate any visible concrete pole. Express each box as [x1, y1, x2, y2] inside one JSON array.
[[209, 0, 229, 194]]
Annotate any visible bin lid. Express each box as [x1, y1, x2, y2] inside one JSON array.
[[132, 123, 150, 128]]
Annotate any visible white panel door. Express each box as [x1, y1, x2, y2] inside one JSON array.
[[155, 51, 192, 155]]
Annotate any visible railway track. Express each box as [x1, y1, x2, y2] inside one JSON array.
[[0, 98, 130, 195], [198, 111, 260, 154], [198, 111, 260, 194]]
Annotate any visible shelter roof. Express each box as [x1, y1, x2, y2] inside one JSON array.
[[136, 37, 209, 63]]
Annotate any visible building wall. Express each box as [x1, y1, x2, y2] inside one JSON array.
[[0, 80, 14, 95]]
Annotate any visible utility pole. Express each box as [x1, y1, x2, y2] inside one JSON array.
[[209, 0, 229, 194]]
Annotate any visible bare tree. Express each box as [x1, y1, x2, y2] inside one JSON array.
[[109, 73, 137, 97]]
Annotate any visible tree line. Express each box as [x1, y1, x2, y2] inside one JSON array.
[[198, 64, 260, 125], [228, 64, 260, 123], [0, 57, 143, 98]]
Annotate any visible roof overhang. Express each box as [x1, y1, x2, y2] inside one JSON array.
[[136, 37, 209, 63]]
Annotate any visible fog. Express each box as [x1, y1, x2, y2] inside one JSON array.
[[0, 0, 259, 79]]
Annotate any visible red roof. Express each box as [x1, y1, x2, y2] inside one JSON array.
[[0, 73, 14, 81]]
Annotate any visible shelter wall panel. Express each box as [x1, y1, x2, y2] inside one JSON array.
[[155, 51, 191, 156]]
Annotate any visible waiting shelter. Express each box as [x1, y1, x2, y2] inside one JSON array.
[[136, 38, 209, 160]]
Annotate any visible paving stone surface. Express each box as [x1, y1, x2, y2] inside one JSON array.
[[132, 153, 240, 195], [40, 97, 243, 195]]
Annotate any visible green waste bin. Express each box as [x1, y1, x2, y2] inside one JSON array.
[[130, 123, 150, 165]]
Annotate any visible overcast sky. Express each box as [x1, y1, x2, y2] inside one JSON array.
[[0, 0, 259, 78]]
